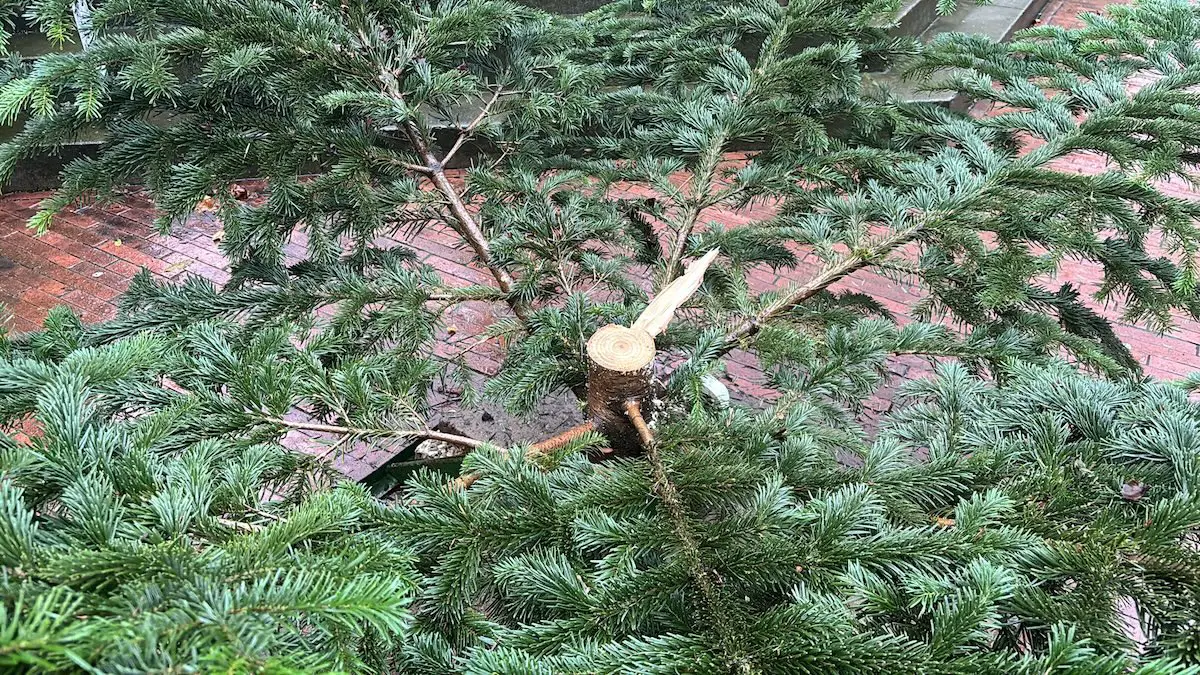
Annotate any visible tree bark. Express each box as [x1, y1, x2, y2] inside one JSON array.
[[586, 324, 657, 453]]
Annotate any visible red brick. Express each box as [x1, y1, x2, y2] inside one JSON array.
[[47, 236, 120, 267], [2, 314, 40, 334], [60, 289, 117, 322], [20, 287, 65, 311], [2, 230, 83, 270], [98, 240, 165, 270], [54, 212, 111, 238], [37, 278, 68, 297], [36, 264, 123, 302], [103, 259, 141, 280], [8, 294, 52, 325]]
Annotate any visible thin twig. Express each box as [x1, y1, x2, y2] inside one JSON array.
[[248, 508, 282, 521], [663, 150, 722, 281], [394, 158, 435, 174], [719, 225, 923, 355], [315, 432, 355, 462], [426, 290, 506, 302], [266, 416, 486, 448], [217, 517, 265, 533], [530, 421, 599, 454], [441, 86, 503, 167], [623, 400, 655, 448], [374, 67, 529, 322]]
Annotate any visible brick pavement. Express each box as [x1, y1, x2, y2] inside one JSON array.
[[2, 0, 1198, 477]]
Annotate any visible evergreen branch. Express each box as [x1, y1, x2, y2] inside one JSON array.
[[624, 399, 742, 667], [374, 69, 530, 322], [721, 225, 923, 352], [663, 152, 722, 282]]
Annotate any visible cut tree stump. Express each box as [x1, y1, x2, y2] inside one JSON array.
[[585, 249, 721, 452], [586, 324, 656, 452], [449, 250, 720, 488]]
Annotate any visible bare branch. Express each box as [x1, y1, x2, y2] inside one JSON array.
[[441, 86, 504, 167], [375, 68, 530, 322], [453, 421, 599, 489], [395, 158, 435, 174], [217, 517, 265, 533], [623, 400, 655, 448], [266, 415, 487, 449]]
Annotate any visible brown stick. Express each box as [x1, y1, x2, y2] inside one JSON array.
[[529, 421, 599, 454], [453, 421, 599, 489], [217, 517, 265, 533], [720, 227, 921, 352], [414, 125, 524, 301], [623, 400, 654, 448], [377, 69, 529, 322], [441, 86, 503, 167]]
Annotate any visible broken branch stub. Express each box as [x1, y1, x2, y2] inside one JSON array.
[[632, 248, 720, 338]]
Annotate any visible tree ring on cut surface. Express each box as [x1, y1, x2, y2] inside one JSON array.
[[587, 324, 655, 373]]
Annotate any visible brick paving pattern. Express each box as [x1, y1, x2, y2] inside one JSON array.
[[2, 0, 1198, 477]]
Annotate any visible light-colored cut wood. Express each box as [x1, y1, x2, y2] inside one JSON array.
[[632, 248, 720, 338], [586, 324, 656, 372]]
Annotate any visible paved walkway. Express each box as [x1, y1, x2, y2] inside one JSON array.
[[2, 0, 1198, 477]]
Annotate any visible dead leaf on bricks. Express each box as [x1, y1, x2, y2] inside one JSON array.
[[164, 260, 193, 274]]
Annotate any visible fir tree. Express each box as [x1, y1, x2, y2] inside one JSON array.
[[3, 316, 1200, 671], [0, 0, 1199, 672], [0, 310, 417, 672]]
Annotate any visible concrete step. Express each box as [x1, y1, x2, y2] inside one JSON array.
[[2, 30, 91, 191], [864, 0, 1051, 108], [9, 31, 81, 59], [892, 0, 943, 37]]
